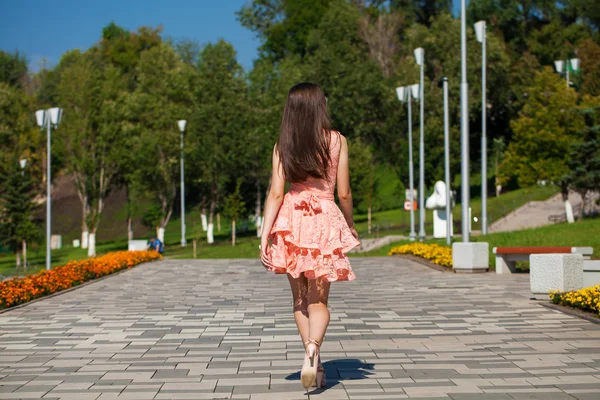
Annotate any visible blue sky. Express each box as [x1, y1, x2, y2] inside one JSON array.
[[1, 1, 463, 73], [0, 0, 261, 72]]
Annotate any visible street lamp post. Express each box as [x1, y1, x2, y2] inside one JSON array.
[[414, 47, 426, 241], [177, 120, 187, 247], [396, 85, 419, 241], [20, 159, 28, 267], [475, 20, 488, 235], [460, 0, 470, 243], [441, 78, 452, 245], [35, 107, 63, 270]]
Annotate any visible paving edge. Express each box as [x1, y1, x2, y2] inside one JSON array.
[[392, 254, 452, 273], [537, 300, 600, 325], [0, 260, 157, 315]]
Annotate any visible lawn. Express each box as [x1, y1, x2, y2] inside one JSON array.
[[358, 218, 600, 268], [355, 185, 557, 238], [0, 185, 559, 277]]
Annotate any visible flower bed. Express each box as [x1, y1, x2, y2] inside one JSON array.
[[550, 285, 600, 316], [0, 251, 161, 310], [388, 243, 453, 268]]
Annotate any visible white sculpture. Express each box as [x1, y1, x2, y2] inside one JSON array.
[[425, 181, 454, 239]]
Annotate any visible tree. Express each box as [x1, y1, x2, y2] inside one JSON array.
[[391, 0, 452, 27], [127, 43, 193, 243], [348, 138, 376, 232], [578, 39, 600, 97], [0, 159, 41, 268], [0, 50, 28, 89], [224, 179, 247, 246], [246, 56, 306, 237], [54, 50, 126, 256], [501, 67, 584, 187], [562, 101, 600, 219], [237, 0, 332, 61], [188, 40, 248, 244]]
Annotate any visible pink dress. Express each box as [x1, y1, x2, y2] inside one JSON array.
[[264, 131, 360, 282]]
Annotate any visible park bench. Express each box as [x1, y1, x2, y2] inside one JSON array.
[[494, 246, 593, 274], [128, 240, 148, 251]]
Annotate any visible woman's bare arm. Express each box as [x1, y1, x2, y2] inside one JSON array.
[[260, 144, 286, 255], [336, 135, 358, 239]]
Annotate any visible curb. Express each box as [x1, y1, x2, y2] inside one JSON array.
[[392, 254, 452, 273], [0, 260, 157, 315], [536, 300, 600, 325]]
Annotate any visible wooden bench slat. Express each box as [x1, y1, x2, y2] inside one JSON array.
[[494, 247, 572, 255]]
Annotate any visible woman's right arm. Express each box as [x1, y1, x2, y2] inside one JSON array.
[[260, 144, 286, 256], [336, 135, 358, 239]]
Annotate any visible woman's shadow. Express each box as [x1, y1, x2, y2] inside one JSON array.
[[285, 358, 374, 394]]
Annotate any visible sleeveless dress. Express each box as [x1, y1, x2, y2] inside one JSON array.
[[264, 131, 360, 282]]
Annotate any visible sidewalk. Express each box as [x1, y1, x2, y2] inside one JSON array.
[[1, 257, 599, 399]]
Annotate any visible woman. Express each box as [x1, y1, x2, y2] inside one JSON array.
[[260, 82, 360, 390]]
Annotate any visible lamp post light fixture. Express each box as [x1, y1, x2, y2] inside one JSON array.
[[554, 58, 580, 88], [35, 107, 63, 270], [396, 84, 419, 241], [475, 20, 488, 235], [20, 159, 27, 176], [413, 47, 426, 241], [177, 120, 187, 247]]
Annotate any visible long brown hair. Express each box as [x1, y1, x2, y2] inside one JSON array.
[[277, 82, 332, 183]]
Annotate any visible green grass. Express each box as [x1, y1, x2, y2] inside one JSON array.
[[0, 185, 560, 278], [358, 218, 600, 267], [355, 185, 557, 238], [0, 241, 128, 278]]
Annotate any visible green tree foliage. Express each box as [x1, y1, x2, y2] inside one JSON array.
[[392, 0, 452, 26], [0, 83, 43, 188], [502, 67, 584, 187], [224, 178, 247, 246], [0, 50, 27, 89], [0, 159, 41, 267], [187, 40, 248, 243], [348, 137, 376, 213], [127, 43, 193, 240], [578, 39, 600, 97], [54, 50, 127, 255], [237, 0, 332, 60], [562, 101, 600, 219]]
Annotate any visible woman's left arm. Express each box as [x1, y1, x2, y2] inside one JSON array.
[[260, 144, 286, 257]]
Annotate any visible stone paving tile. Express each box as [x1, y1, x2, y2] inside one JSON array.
[[1, 257, 600, 400]]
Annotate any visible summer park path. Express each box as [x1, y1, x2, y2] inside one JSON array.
[[1, 257, 600, 400]]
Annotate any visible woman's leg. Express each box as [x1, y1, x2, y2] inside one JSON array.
[[287, 274, 310, 345], [307, 277, 331, 344]]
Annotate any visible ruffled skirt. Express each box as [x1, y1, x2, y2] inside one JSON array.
[[264, 191, 360, 282]]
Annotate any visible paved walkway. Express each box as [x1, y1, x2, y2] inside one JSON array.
[[1, 258, 600, 400]]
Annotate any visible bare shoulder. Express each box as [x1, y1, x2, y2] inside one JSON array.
[[331, 130, 347, 145]]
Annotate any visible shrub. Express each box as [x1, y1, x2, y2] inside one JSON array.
[[550, 285, 600, 316], [0, 251, 161, 309], [388, 243, 452, 268]]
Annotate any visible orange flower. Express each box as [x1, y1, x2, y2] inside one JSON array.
[[0, 251, 161, 309]]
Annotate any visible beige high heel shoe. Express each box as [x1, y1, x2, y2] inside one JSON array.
[[301, 339, 321, 390], [313, 357, 326, 388]]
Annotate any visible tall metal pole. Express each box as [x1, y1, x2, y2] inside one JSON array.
[[180, 129, 186, 247], [408, 92, 416, 241], [443, 78, 451, 246], [418, 52, 426, 241], [460, 0, 470, 243], [481, 22, 488, 235], [46, 114, 51, 270]]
